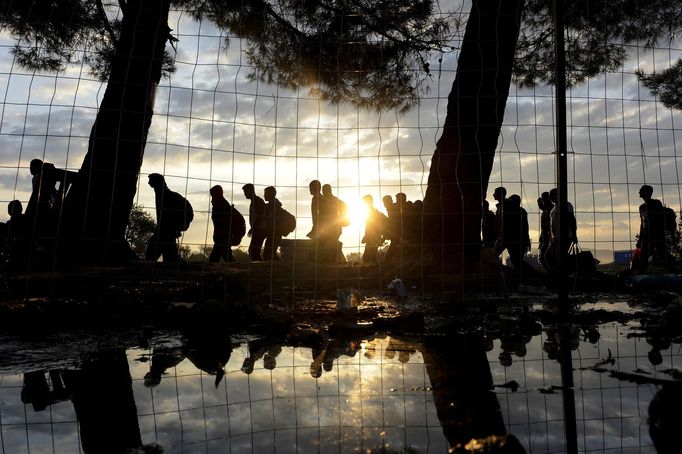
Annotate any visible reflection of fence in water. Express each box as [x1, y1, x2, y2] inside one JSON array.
[[0, 326, 674, 453], [489, 321, 660, 453], [130, 337, 448, 452]]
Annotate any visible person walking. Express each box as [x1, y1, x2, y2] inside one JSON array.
[[263, 186, 283, 261], [209, 185, 245, 263], [634, 185, 675, 273], [361, 195, 386, 264], [242, 183, 267, 261], [145, 173, 193, 262]]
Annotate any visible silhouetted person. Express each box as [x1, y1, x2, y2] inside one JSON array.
[[209, 185, 245, 263], [509, 194, 531, 254], [26, 159, 58, 225], [384, 193, 407, 261], [547, 188, 577, 272], [635, 185, 675, 273], [395, 192, 409, 241], [307, 180, 332, 263], [242, 183, 267, 261], [382, 195, 398, 260], [26, 158, 77, 217], [493, 187, 525, 270], [538, 192, 554, 271], [361, 194, 386, 264], [322, 184, 348, 263], [263, 186, 283, 261], [3, 200, 29, 262], [25, 159, 76, 248], [411, 199, 424, 244], [482, 200, 496, 248], [306, 180, 323, 241], [145, 173, 193, 262], [0, 220, 5, 255]]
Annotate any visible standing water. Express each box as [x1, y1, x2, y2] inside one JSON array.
[[0, 320, 674, 453]]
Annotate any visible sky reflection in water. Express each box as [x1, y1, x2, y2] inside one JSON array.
[[0, 324, 671, 453]]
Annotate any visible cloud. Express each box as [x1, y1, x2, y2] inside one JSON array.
[[0, 12, 681, 254]]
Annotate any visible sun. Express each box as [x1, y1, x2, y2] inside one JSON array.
[[346, 198, 370, 228]]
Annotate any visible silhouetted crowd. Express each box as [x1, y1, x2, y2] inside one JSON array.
[[1, 159, 679, 273], [0, 159, 77, 263], [488, 186, 577, 273]]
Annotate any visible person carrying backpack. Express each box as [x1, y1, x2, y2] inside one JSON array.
[[322, 184, 348, 264], [209, 185, 245, 263], [263, 186, 284, 261], [635, 185, 676, 273], [145, 173, 193, 262]]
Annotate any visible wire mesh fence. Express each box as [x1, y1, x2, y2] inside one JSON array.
[[0, 327, 672, 453], [1, 1, 682, 453]]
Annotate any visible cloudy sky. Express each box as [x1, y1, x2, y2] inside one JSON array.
[[0, 3, 681, 258]]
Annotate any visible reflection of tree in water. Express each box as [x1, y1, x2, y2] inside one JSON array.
[[19, 330, 529, 452], [65, 350, 142, 454], [21, 351, 143, 454], [421, 333, 508, 449], [21, 350, 142, 453]]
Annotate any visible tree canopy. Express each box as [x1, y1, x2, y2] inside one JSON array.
[[0, 0, 454, 112], [3, 1, 681, 110], [638, 60, 682, 110], [514, 0, 682, 92]]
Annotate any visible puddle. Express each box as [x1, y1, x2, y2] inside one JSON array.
[[0, 321, 677, 453]]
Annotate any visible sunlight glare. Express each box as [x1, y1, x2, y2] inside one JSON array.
[[347, 198, 370, 229]]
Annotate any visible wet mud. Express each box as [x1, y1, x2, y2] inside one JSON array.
[[1, 263, 681, 452]]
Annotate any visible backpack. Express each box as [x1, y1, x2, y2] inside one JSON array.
[[164, 190, 193, 232], [179, 197, 194, 232], [277, 207, 296, 237], [664, 206, 677, 234], [230, 206, 246, 245]]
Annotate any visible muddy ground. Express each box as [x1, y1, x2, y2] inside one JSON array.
[[1, 260, 680, 377]]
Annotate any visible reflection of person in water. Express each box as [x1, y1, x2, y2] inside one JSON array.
[[21, 371, 52, 411], [305, 337, 361, 377], [20, 370, 70, 410], [185, 340, 233, 388], [543, 325, 580, 362], [242, 340, 283, 374], [310, 346, 326, 378], [646, 338, 670, 366], [144, 348, 186, 388], [497, 333, 531, 367], [384, 337, 416, 363]]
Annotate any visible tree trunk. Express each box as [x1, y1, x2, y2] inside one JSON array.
[[61, 0, 171, 262], [423, 0, 525, 270]]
